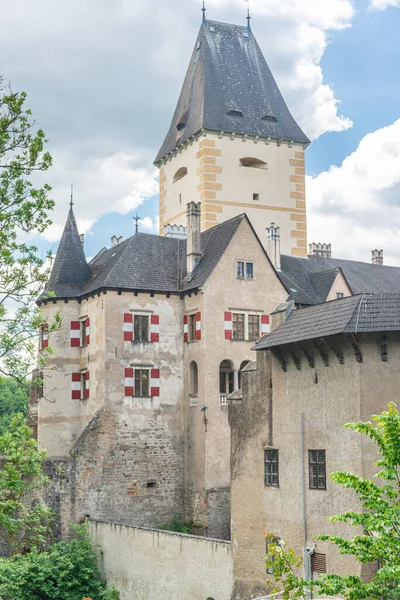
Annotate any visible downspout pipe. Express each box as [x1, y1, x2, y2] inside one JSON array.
[[300, 412, 312, 597]]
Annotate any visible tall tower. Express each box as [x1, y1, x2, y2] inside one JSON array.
[[154, 18, 310, 257]]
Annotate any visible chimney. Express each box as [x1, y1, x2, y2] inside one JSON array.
[[266, 223, 281, 270], [371, 249, 383, 265], [79, 234, 84, 247], [309, 242, 332, 258], [186, 202, 202, 274]]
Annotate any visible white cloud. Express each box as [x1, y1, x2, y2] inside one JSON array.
[[369, 0, 400, 10], [307, 119, 400, 265], [1, 0, 355, 242], [43, 151, 158, 242]]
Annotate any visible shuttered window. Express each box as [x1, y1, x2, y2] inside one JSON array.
[[134, 315, 149, 342], [311, 552, 326, 574], [232, 313, 245, 340], [248, 314, 260, 341], [135, 369, 150, 397]]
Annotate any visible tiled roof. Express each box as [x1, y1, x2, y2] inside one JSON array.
[[154, 19, 310, 164], [41, 207, 91, 300], [279, 254, 400, 305], [41, 213, 247, 302], [253, 293, 400, 350]]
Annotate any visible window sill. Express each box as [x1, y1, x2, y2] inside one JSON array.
[[187, 339, 199, 344], [309, 487, 327, 491], [264, 484, 279, 488], [131, 340, 153, 344]]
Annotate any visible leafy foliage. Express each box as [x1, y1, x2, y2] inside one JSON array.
[[0, 525, 120, 600], [0, 377, 29, 435], [0, 76, 54, 382], [265, 403, 400, 599], [0, 413, 52, 554], [156, 516, 192, 534]]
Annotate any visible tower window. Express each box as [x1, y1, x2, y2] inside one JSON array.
[[226, 110, 243, 118], [253, 193, 260, 201], [173, 167, 188, 183], [240, 157, 268, 169]]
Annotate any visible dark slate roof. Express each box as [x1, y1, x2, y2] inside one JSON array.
[[41, 207, 91, 300], [254, 293, 400, 350], [279, 254, 400, 305], [41, 213, 247, 301], [154, 19, 310, 164]]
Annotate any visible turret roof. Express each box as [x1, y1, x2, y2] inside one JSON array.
[[42, 207, 91, 299], [155, 18, 310, 164]]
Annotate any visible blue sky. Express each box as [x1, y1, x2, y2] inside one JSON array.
[[2, 0, 400, 263]]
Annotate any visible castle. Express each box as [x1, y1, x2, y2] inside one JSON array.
[[32, 11, 400, 589]]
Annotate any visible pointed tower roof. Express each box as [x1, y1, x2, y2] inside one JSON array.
[[43, 207, 91, 299], [154, 19, 310, 164]]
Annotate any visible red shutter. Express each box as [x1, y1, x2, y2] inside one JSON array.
[[42, 323, 49, 349], [261, 314, 270, 335], [125, 368, 134, 397], [195, 311, 201, 340], [70, 321, 80, 347], [85, 371, 90, 399], [224, 312, 233, 340], [150, 315, 159, 343], [183, 315, 188, 343], [71, 373, 81, 400], [124, 313, 133, 341], [86, 317, 90, 345], [151, 368, 160, 397]]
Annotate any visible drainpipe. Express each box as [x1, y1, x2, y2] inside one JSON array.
[[300, 412, 311, 597]]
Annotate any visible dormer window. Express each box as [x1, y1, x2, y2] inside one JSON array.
[[173, 167, 188, 183], [240, 157, 268, 170], [261, 114, 277, 122], [227, 110, 243, 118], [176, 122, 186, 132], [209, 26, 216, 32]]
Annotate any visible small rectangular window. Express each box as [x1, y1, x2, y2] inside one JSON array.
[[246, 262, 254, 279], [237, 261, 245, 279], [248, 314, 260, 341], [309, 450, 326, 490], [80, 372, 87, 400], [253, 193, 259, 201], [336, 292, 344, 299], [232, 313, 245, 341], [189, 314, 197, 341], [264, 449, 279, 486], [134, 315, 149, 342], [311, 552, 327, 574], [80, 320, 87, 347], [134, 369, 150, 397]]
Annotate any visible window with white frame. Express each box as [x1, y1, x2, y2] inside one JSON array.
[[232, 312, 261, 341], [134, 368, 150, 397], [236, 261, 254, 280]]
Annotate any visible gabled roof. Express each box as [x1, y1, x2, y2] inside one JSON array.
[[279, 254, 400, 305], [155, 19, 310, 164], [253, 293, 400, 351], [40, 213, 253, 302], [42, 207, 91, 299]]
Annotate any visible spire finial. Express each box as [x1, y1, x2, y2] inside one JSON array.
[[245, 0, 251, 29], [133, 214, 141, 234], [70, 183, 74, 208], [202, 0, 206, 21]]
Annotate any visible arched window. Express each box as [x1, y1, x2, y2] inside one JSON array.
[[238, 360, 251, 390], [240, 157, 268, 170], [190, 361, 198, 396], [219, 360, 234, 395], [173, 167, 188, 183]]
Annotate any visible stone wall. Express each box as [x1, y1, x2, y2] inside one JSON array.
[[89, 519, 234, 600]]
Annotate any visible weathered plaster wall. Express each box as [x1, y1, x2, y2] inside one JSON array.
[[326, 271, 352, 301], [183, 217, 287, 538], [89, 520, 234, 600], [160, 133, 307, 256], [230, 332, 400, 591]]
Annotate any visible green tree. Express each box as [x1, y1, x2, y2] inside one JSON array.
[[265, 403, 400, 599], [0, 76, 55, 382], [0, 377, 29, 435], [0, 414, 52, 554], [0, 525, 119, 600]]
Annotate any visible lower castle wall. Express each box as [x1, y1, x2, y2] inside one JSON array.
[[88, 519, 234, 600]]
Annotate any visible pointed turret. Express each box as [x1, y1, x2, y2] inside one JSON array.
[[44, 207, 91, 298], [154, 19, 309, 164]]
